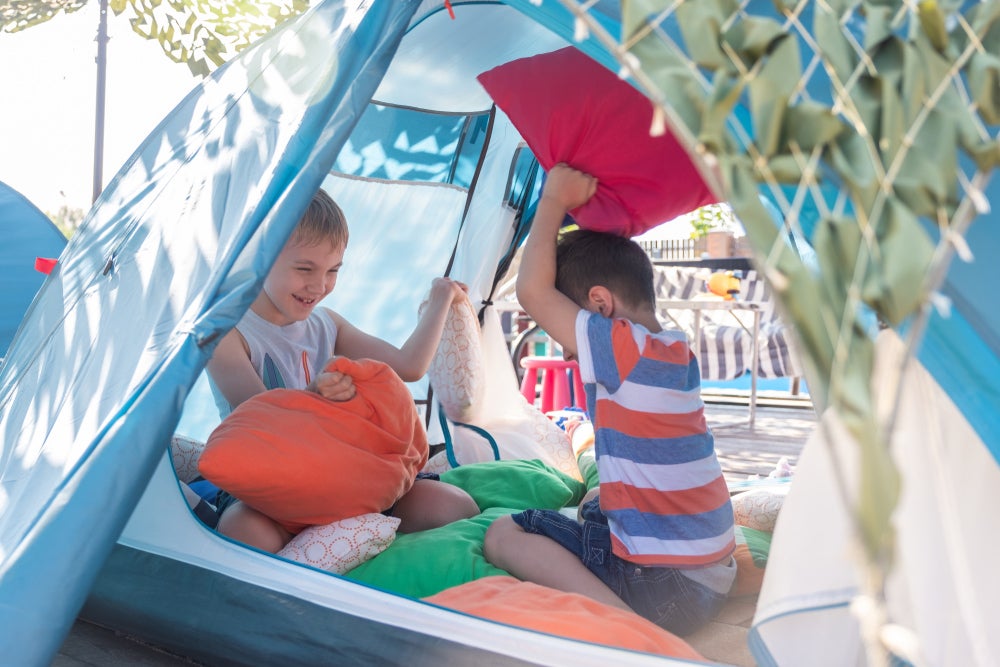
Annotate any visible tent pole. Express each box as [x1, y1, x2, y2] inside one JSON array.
[[92, 0, 109, 203]]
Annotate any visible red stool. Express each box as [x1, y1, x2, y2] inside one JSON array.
[[519, 356, 585, 412]]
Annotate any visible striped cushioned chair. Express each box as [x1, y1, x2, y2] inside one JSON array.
[[653, 266, 802, 382], [738, 271, 803, 380]]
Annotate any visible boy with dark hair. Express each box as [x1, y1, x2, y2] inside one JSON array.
[[484, 164, 735, 636]]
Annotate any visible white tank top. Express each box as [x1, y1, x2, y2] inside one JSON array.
[[211, 308, 338, 417]]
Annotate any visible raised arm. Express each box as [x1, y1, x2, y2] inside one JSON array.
[[331, 277, 467, 382], [516, 164, 597, 358]]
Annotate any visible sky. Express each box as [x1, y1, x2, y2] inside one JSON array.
[[0, 3, 198, 215]]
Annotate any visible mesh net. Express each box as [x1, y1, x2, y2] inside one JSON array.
[[555, 0, 1000, 647]]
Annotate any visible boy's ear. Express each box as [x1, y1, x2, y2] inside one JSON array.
[[588, 286, 615, 317]]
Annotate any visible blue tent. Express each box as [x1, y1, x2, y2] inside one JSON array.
[[0, 181, 66, 356], [0, 1, 996, 665]]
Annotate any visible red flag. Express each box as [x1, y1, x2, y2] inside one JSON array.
[[35, 257, 58, 274]]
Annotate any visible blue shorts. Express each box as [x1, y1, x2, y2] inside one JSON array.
[[511, 497, 727, 636], [215, 472, 442, 522]]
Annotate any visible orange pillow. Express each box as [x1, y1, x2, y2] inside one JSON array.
[[731, 543, 766, 597], [199, 357, 427, 533], [424, 576, 704, 659]]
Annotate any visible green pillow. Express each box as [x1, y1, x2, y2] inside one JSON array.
[[735, 524, 772, 568], [439, 459, 587, 511], [345, 507, 512, 598]]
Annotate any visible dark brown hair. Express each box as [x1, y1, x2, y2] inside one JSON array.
[[555, 228, 655, 310]]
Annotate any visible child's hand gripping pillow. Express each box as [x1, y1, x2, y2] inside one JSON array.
[[199, 357, 427, 534], [420, 291, 484, 423], [477, 46, 717, 237]]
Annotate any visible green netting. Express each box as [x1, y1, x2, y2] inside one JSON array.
[[555, 1, 998, 661]]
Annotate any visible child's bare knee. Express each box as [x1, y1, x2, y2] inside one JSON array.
[[217, 502, 290, 553], [423, 482, 479, 527], [394, 479, 479, 533], [449, 485, 480, 521], [483, 514, 518, 564]]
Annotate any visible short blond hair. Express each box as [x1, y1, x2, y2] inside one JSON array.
[[292, 188, 349, 248]]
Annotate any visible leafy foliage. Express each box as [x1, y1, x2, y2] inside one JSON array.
[[108, 0, 310, 76], [559, 4, 1000, 659], [46, 204, 86, 238], [687, 203, 736, 239], [1, 0, 310, 76], [0, 0, 88, 32], [612, 0, 1000, 574]]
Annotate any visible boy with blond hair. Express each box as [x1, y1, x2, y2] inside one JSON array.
[[208, 188, 478, 552]]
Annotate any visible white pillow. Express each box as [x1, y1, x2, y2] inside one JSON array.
[[277, 513, 401, 574], [423, 293, 484, 423], [170, 435, 206, 484], [731, 485, 789, 533]]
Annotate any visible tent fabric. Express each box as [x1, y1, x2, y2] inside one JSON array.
[[752, 332, 1000, 666], [912, 204, 1000, 463], [0, 3, 419, 663], [0, 181, 66, 356], [0, 0, 997, 665]]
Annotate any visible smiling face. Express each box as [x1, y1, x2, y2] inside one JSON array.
[[252, 236, 346, 326]]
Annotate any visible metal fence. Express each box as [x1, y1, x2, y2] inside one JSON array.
[[638, 238, 699, 261]]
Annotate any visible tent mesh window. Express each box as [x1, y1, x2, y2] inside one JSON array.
[[333, 102, 491, 187]]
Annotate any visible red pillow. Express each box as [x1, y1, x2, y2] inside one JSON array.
[[477, 46, 716, 237], [199, 357, 427, 534], [424, 576, 704, 659]]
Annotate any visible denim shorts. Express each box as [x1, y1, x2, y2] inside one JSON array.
[[511, 497, 727, 636]]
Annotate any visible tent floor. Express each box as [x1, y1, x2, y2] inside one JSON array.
[[58, 401, 814, 667]]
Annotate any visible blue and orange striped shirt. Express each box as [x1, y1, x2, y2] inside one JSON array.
[[575, 311, 735, 568]]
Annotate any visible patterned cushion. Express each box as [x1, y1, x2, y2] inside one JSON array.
[[654, 266, 706, 301], [170, 435, 206, 484], [423, 293, 484, 423], [277, 513, 400, 574], [731, 485, 789, 533]]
